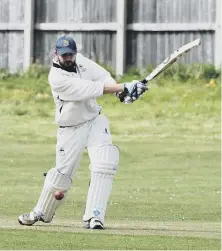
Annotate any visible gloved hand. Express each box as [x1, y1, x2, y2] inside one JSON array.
[[116, 80, 148, 104]]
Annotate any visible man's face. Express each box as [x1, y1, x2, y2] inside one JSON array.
[[57, 53, 76, 68]]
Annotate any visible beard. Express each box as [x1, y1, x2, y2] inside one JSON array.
[[58, 58, 75, 69]]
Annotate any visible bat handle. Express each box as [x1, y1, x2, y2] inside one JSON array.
[[141, 79, 148, 84]]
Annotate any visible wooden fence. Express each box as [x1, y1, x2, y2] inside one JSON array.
[[0, 0, 221, 75]]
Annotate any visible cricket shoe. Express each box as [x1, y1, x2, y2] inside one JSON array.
[[84, 217, 104, 229], [18, 212, 45, 226]]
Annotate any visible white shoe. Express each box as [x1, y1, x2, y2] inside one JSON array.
[[18, 212, 44, 226], [84, 217, 104, 229]]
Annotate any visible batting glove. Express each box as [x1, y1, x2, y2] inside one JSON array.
[[116, 80, 148, 104]]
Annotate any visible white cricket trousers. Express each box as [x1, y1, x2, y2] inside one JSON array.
[[34, 113, 119, 224], [56, 114, 112, 177]]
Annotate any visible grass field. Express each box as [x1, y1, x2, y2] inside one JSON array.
[[0, 67, 221, 250]]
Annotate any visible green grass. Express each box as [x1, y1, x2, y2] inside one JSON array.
[[0, 229, 220, 250], [0, 66, 221, 250]]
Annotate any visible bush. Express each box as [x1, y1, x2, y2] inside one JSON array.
[[0, 69, 20, 80], [119, 64, 221, 83], [0, 63, 220, 91], [23, 63, 50, 79], [159, 64, 221, 82]]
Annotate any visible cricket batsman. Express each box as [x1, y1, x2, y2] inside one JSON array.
[[18, 35, 147, 229]]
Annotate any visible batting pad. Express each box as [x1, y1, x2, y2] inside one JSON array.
[[83, 144, 119, 224], [34, 168, 72, 222]]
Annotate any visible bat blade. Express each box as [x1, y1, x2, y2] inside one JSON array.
[[142, 38, 201, 84], [123, 38, 201, 104]]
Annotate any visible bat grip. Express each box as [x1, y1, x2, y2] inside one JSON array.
[[141, 79, 148, 84]]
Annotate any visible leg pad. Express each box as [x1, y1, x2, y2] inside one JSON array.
[[34, 168, 72, 222], [83, 144, 119, 224]]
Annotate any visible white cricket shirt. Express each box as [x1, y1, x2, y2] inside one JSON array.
[[48, 53, 116, 126]]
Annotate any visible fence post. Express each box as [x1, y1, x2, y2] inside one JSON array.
[[215, 0, 222, 69], [23, 0, 35, 71], [116, 0, 127, 76]]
